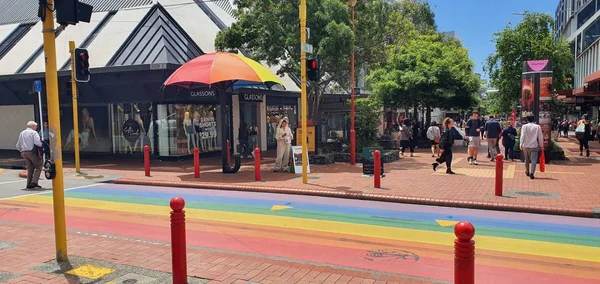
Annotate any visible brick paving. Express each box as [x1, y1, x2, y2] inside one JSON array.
[[12, 137, 600, 218], [0, 222, 445, 284]]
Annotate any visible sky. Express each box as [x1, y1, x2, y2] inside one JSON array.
[[427, 0, 557, 80]]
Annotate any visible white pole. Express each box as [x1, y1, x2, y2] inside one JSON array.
[[38, 90, 45, 164]]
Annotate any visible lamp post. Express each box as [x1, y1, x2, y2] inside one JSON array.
[[349, 0, 358, 165]]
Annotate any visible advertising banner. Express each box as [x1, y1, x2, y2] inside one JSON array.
[[291, 146, 310, 174], [522, 60, 553, 148]]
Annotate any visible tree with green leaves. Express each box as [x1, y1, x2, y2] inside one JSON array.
[[367, 33, 480, 126], [486, 12, 573, 112], [215, 0, 435, 120]]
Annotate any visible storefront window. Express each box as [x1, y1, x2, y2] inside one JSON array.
[[111, 103, 153, 154], [156, 104, 222, 156], [56, 105, 112, 153], [266, 104, 297, 149]]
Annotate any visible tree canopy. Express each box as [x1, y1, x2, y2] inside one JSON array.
[[366, 33, 480, 116], [215, 0, 435, 119], [485, 12, 573, 112]]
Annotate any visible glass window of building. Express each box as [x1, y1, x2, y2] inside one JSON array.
[[155, 104, 223, 156], [578, 1, 595, 28], [111, 103, 153, 154], [58, 105, 111, 153], [266, 104, 297, 149], [583, 18, 600, 50]]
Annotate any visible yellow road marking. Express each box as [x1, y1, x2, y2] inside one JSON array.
[[271, 205, 293, 211], [13, 195, 600, 263], [435, 220, 459, 227], [65, 264, 114, 279]]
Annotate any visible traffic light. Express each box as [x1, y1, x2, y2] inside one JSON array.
[[54, 0, 93, 26], [307, 59, 320, 81], [74, 48, 90, 82]]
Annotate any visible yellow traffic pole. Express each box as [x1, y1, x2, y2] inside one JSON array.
[[41, 0, 68, 261], [69, 41, 81, 173], [300, 0, 308, 184]]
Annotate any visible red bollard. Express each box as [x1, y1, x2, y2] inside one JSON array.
[[454, 221, 475, 284], [374, 150, 381, 188], [170, 197, 188, 284], [254, 148, 261, 181], [193, 147, 200, 179], [495, 154, 503, 196], [226, 139, 231, 165], [144, 145, 150, 177]]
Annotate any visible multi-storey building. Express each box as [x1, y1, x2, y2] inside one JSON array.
[[555, 0, 600, 119]]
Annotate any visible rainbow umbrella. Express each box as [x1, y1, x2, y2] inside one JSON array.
[[162, 52, 285, 174], [163, 52, 284, 88]]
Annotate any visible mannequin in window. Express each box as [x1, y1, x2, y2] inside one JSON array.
[[148, 108, 154, 153], [201, 108, 210, 151], [208, 110, 217, 150], [122, 113, 133, 153], [193, 110, 202, 152], [64, 107, 97, 151], [133, 113, 145, 152], [183, 111, 196, 154]]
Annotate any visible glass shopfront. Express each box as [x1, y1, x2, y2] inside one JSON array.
[[156, 104, 224, 157], [266, 99, 298, 149], [43, 105, 113, 153], [111, 103, 153, 154]]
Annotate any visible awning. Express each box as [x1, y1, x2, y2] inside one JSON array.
[[585, 70, 600, 83]]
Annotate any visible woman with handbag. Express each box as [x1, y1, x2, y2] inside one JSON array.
[[426, 121, 441, 158], [575, 114, 592, 157], [432, 118, 455, 174]]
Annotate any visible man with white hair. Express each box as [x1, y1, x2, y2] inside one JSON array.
[[16, 121, 43, 189]]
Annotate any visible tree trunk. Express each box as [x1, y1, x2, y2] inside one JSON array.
[[413, 102, 418, 121], [426, 105, 432, 128]]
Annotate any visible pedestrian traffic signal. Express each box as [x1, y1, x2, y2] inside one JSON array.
[[54, 0, 93, 26], [74, 48, 90, 82], [307, 59, 320, 81]]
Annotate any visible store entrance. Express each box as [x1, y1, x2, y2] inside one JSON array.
[[238, 102, 260, 157]]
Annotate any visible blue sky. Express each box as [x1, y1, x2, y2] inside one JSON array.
[[428, 0, 556, 80]]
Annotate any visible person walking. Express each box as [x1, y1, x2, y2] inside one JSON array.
[[273, 117, 293, 172], [432, 117, 456, 174], [501, 120, 518, 161], [484, 115, 502, 161], [575, 114, 592, 157], [520, 116, 544, 179], [399, 119, 414, 157], [465, 111, 483, 165], [426, 121, 441, 158], [16, 121, 43, 189]]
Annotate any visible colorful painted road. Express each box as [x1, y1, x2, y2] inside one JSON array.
[[1, 184, 599, 283]]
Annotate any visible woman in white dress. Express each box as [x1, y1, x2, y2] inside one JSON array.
[[273, 117, 293, 172]]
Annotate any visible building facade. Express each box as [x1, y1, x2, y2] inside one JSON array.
[[555, 0, 600, 120], [0, 0, 302, 157]]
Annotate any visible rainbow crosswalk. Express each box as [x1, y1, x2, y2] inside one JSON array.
[[1, 184, 599, 283]]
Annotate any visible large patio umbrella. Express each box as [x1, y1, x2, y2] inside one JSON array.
[[162, 52, 284, 173]]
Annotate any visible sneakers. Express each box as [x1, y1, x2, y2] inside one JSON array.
[[472, 160, 478, 165]]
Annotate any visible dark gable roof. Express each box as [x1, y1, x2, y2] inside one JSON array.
[[106, 4, 203, 67], [0, 0, 152, 25]]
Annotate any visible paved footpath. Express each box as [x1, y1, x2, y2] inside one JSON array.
[[110, 138, 600, 218], [9, 137, 600, 217], [1, 183, 599, 283]]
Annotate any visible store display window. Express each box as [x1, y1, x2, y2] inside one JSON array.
[[156, 104, 223, 156], [266, 104, 297, 149], [111, 103, 153, 154], [55, 105, 112, 153]]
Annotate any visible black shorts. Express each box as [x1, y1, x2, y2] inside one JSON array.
[[430, 139, 439, 145]]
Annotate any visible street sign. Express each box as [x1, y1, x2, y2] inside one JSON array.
[[301, 43, 313, 54], [33, 80, 42, 93]]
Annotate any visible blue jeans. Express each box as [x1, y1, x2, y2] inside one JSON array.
[[523, 148, 539, 175]]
